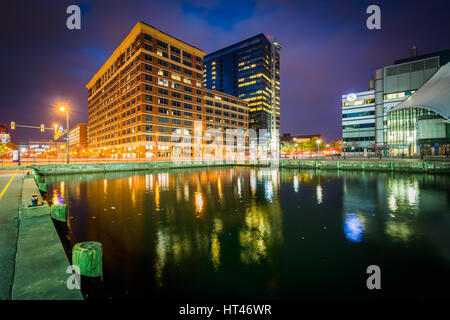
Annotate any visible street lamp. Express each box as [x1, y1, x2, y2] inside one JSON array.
[[317, 139, 321, 156], [59, 106, 70, 164]]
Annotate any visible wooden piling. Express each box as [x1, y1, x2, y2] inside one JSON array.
[[72, 241, 103, 279], [38, 182, 47, 193], [51, 204, 68, 222]]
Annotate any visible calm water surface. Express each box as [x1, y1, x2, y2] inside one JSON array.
[[46, 167, 450, 300]]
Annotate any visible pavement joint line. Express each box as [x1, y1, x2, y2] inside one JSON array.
[[0, 168, 18, 200]]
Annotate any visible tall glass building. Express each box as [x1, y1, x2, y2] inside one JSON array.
[[203, 34, 281, 135]]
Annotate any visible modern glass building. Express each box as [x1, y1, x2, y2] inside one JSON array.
[[387, 60, 450, 156], [341, 90, 375, 153], [373, 49, 450, 155], [203, 34, 281, 136]]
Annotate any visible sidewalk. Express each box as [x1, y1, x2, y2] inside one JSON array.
[[0, 169, 23, 300]]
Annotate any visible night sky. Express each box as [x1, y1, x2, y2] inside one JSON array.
[[1, 0, 449, 143]]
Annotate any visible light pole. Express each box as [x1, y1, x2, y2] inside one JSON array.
[[317, 139, 321, 157], [59, 106, 69, 164]]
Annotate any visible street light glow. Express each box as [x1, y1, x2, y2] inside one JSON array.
[[59, 106, 66, 112]]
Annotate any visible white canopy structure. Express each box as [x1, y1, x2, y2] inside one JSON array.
[[389, 62, 450, 119]]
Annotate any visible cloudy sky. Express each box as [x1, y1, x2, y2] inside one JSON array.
[[1, 0, 449, 143]]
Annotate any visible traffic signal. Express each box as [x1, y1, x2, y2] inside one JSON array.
[[41, 124, 45, 132], [11, 121, 15, 130]]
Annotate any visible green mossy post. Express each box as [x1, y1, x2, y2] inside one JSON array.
[[72, 241, 103, 279], [51, 204, 68, 222], [38, 182, 47, 193]]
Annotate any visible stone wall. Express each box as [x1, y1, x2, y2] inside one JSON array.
[[280, 159, 450, 173], [30, 160, 269, 175], [29, 159, 450, 175]]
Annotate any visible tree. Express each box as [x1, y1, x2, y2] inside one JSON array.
[[330, 140, 342, 152]]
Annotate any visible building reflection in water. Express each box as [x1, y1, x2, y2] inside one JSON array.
[[48, 167, 284, 289], [316, 185, 323, 205], [293, 175, 299, 193], [344, 213, 365, 243], [43, 168, 450, 299], [341, 171, 448, 245], [384, 178, 420, 242], [240, 169, 282, 265], [194, 191, 204, 216], [217, 176, 223, 199]]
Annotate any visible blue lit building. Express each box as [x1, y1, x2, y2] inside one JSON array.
[[203, 34, 281, 134]]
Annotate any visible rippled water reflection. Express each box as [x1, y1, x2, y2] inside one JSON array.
[[46, 168, 450, 299]]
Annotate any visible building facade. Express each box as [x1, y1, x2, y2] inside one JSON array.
[[387, 60, 450, 156], [69, 123, 88, 148], [86, 22, 248, 159], [22, 140, 67, 158], [280, 133, 322, 144], [373, 49, 450, 155], [341, 90, 375, 153], [203, 34, 280, 137], [343, 48, 450, 156], [0, 124, 11, 144]]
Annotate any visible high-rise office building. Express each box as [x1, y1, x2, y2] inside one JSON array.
[[203, 34, 281, 138], [86, 22, 248, 159]]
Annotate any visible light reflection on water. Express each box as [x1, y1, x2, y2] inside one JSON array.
[[46, 168, 450, 299], [344, 213, 365, 243]]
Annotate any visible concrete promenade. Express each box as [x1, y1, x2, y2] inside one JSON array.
[[0, 169, 82, 300], [0, 169, 23, 299]]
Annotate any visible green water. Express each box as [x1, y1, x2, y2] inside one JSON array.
[[46, 167, 450, 300]]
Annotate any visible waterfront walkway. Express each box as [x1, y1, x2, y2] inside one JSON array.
[[0, 169, 23, 300]]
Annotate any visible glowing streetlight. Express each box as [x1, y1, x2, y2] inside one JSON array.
[[317, 139, 321, 155]]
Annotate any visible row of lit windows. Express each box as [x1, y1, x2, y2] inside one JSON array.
[[342, 98, 375, 107], [384, 90, 415, 100]]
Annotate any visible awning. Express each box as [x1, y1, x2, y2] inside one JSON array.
[[388, 62, 450, 120]]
